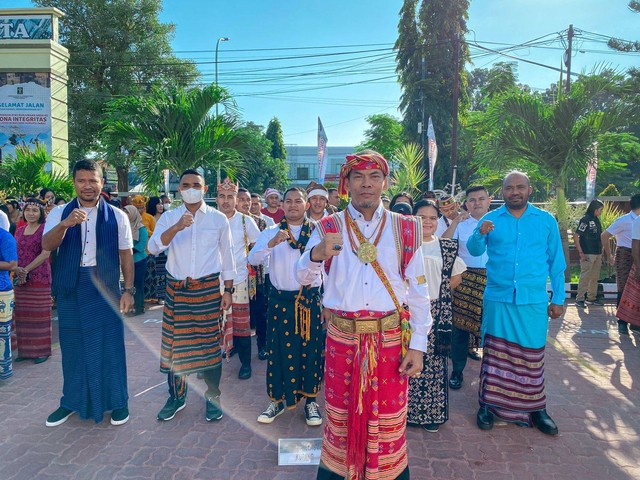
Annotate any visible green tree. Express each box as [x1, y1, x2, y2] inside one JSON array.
[[608, 1, 640, 52], [265, 117, 287, 160], [103, 84, 247, 193], [475, 75, 634, 279], [34, 0, 198, 163], [356, 114, 404, 164], [387, 143, 427, 198], [0, 144, 74, 198], [395, 0, 470, 188], [237, 122, 289, 194]]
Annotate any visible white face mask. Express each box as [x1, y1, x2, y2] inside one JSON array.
[[163, 202, 171, 211], [181, 188, 203, 204]]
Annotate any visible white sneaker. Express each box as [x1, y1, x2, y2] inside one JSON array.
[[305, 401, 322, 426], [257, 401, 285, 424]]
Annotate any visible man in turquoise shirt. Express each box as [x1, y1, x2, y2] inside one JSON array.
[[467, 171, 566, 436]]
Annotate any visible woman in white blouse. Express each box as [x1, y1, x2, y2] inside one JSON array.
[[407, 199, 466, 433]]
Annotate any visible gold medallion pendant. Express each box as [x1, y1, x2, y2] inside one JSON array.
[[357, 241, 378, 263]]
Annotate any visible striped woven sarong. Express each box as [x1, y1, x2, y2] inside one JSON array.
[[161, 273, 222, 375], [220, 279, 250, 359], [267, 286, 323, 407], [13, 284, 52, 358], [479, 333, 546, 426], [452, 267, 487, 346], [321, 315, 408, 480], [57, 267, 128, 422], [0, 290, 15, 380], [615, 247, 633, 291], [617, 265, 640, 326]]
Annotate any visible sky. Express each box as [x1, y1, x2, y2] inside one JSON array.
[[8, 0, 640, 147]]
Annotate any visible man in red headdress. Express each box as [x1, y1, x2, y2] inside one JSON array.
[[296, 150, 433, 480]]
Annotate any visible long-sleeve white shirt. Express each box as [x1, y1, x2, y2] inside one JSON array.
[[148, 203, 236, 281], [249, 222, 322, 291], [452, 216, 488, 268], [227, 210, 261, 285], [296, 202, 433, 352]]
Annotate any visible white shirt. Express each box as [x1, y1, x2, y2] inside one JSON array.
[[453, 216, 488, 268], [0, 210, 9, 231], [632, 215, 640, 240], [421, 238, 467, 300], [44, 202, 133, 266], [259, 213, 275, 228], [435, 215, 452, 237], [148, 203, 236, 281], [227, 210, 261, 284], [606, 211, 639, 248], [296, 202, 433, 352], [249, 223, 321, 291]]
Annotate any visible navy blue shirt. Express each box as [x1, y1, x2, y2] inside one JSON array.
[[0, 228, 17, 292]]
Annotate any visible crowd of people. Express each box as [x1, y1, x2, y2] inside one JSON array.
[[0, 153, 638, 480]]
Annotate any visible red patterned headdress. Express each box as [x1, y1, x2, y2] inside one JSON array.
[[337, 151, 389, 200]]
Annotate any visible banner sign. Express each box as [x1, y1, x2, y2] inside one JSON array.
[[0, 15, 53, 40], [427, 116, 438, 191], [585, 142, 598, 202], [317, 117, 328, 184], [0, 73, 52, 162]]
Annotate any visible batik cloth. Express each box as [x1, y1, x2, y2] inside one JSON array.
[[266, 285, 323, 407], [615, 246, 633, 291], [57, 267, 128, 422], [220, 278, 250, 359], [321, 311, 408, 480], [478, 300, 548, 426], [161, 273, 222, 375], [0, 290, 15, 380], [617, 265, 640, 326], [452, 267, 487, 347]]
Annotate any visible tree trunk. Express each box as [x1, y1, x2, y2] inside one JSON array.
[[555, 185, 572, 282], [116, 166, 129, 194]]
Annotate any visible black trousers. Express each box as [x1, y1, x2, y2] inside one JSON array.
[[133, 257, 147, 313], [250, 282, 268, 350], [450, 325, 470, 375], [234, 336, 251, 367]]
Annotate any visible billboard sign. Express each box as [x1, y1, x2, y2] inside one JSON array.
[[0, 15, 53, 40]]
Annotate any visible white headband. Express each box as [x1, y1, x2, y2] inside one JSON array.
[[307, 188, 328, 199]]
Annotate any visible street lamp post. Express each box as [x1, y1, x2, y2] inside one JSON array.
[[215, 37, 229, 116]]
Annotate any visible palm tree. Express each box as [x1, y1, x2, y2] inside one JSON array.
[[102, 83, 247, 192], [475, 74, 635, 279], [388, 143, 427, 198]]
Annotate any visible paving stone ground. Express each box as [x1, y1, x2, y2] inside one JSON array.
[[1, 301, 639, 480]]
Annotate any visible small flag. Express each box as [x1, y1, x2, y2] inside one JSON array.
[[317, 117, 328, 183], [586, 142, 598, 202], [427, 116, 438, 191]]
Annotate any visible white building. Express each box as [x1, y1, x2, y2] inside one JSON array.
[[285, 145, 354, 187]]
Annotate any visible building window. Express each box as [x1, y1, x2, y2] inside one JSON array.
[[297, 166, 309, 180]]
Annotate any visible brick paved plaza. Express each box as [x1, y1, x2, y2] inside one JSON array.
[[1, 302, 639, 480]]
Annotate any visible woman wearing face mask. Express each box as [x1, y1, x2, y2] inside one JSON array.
[[147, 196, 167, 305], [130, 195, 157, 304], [407, 199, 466, 433], [13, 198, 52, 364]]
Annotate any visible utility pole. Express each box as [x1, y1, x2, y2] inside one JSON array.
[[564, 25, 573, 94], [450, 32, 460, 195], [419, 49, 428, 191]]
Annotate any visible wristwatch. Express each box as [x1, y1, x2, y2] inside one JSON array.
[[224, 287, 235, 294], [123, 287, 136, 295]]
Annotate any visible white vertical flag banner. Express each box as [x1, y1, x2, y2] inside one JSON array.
[[586, 141, 598, 202], [427, 116, 438, 191], [317, 117, 328, 183]]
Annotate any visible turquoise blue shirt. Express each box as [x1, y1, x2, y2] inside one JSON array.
[[132, 226, 148, 263], [467, 203, 566, 305]]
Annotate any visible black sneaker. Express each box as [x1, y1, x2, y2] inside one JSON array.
[[205, 396, 223, 422], [157, 397, 186, 421], [449, 372, 463, 390], [46, 407, 75, 427], [258, 348, 268, 360], [575, 300, 586, 308], [585, 299, 604, 306], [238, 364, 252, 380], [619, 322, 630, 336], [304, 401, 322, 426], [257, 401, 285, 424], [110, 407, 129, 426], [423, 423, 440, 433]]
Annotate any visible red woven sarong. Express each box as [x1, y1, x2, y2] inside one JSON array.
[[617, 265, 640, 326], [321, 309, 408, 480]]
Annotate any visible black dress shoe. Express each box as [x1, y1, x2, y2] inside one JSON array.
[[468, 350, 481, 361], [258, 348, 268, 360], [618, 322, 630, 336], [531, 409, 558, 436], [477, 405, 494, 430], [238, 364, 252, 380], [449, 372, 463, 390]]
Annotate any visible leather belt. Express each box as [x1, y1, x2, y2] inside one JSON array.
[[329, 311, 400, 334]]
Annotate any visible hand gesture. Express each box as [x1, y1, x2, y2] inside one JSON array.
[[62, 208, 87, 228], [398, 349, 423, 378], [268, 229, 290, 248], [479, 220, 494, 235], [454, 211, 471, 224], [174, 212, 194, 231], [314, 232, 343, 262], [548, 303, 564, 319], [120, 292, 134, 314]]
